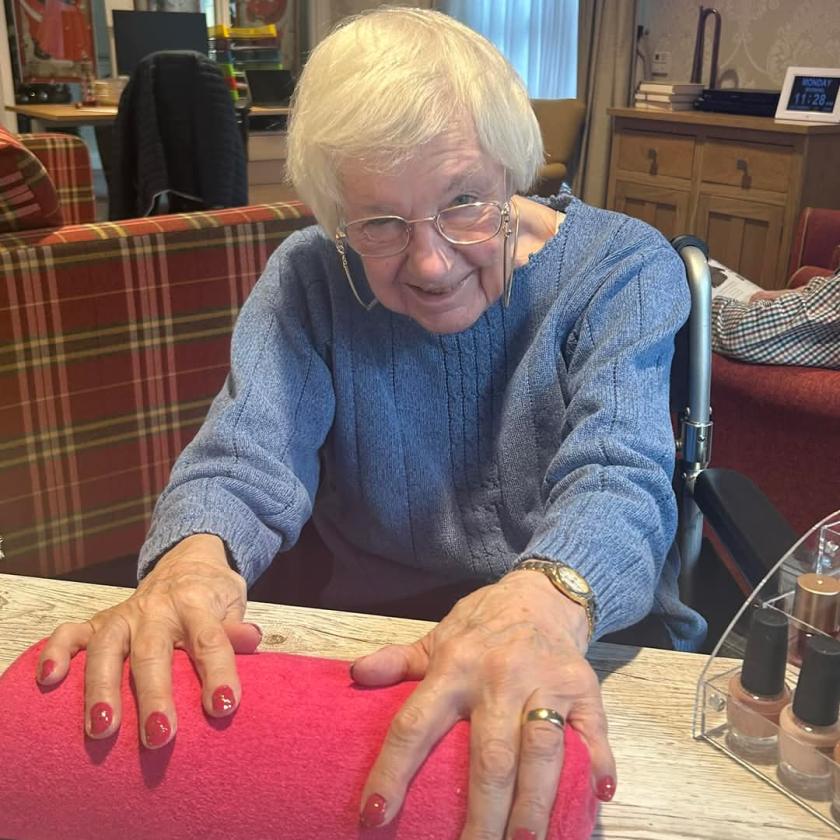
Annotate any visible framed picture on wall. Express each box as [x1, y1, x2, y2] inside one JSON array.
[[9, 0, 96, 82], [234, 0, 296, 70], [235, 0, 290, 29]]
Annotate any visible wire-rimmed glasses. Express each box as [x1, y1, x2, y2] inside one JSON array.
[[337, 201, 509, 258], [333, 200, 518, 311]]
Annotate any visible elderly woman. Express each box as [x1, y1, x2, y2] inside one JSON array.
[[37, 7, 705, 838]]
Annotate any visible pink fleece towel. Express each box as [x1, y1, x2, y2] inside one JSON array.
[[0, 641, 597, 839]]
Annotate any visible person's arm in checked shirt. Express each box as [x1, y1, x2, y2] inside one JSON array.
[[711, 272, 840, 370]]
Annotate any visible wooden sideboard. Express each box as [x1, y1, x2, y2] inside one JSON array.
[[606, 107, 840, 289]]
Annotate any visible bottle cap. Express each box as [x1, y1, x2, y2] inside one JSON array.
[[741, 608, 789, 696], [792, 573, 840, 634], [793, 635, 840, 726]]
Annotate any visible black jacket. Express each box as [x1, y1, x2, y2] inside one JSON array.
[[109, 51, 247, 219]]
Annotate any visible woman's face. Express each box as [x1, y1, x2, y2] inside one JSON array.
[[339, 129, 509, 334]]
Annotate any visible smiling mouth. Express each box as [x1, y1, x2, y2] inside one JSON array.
[[408, 273, 471, 298]]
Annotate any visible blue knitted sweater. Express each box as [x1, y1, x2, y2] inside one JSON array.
[[139, 194, 707, 651]]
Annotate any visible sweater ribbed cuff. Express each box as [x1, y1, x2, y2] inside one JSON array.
[[518, 531, 656, 641], [138, 482, 280, 585]]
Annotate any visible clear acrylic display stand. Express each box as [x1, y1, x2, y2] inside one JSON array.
[[694, 509, 840, 832]]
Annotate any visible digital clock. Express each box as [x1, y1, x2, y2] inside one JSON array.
[[775, 66, 840, 123]]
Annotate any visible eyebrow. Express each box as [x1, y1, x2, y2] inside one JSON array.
[[446, 165, 494, 194], [351, 166, 497, 217]]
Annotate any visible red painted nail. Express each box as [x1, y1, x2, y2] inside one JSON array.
[[596, 775, 616, 802], [212, 685, 236, 715], [144, 711, 172, 748], [360, 793, 387, 828], [513, 830, 537, 840], [39, 659, 56, 682], [89, 702, 113, 736]]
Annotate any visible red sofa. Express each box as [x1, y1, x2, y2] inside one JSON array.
[[0, 133, 314, 579], [711, 207, 840, 535]]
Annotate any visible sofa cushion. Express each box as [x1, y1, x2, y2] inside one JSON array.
[[0, 125, 62, 232], [711, 353, 840, 534]]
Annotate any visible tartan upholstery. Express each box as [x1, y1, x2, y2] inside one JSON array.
[[0, 126, 62, 232], [19, 133, 96, 225], [0, 201, 314, 578]]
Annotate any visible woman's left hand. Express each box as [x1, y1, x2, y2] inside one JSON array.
[[350, 568, 616, 839]]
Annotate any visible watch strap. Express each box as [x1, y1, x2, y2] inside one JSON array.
[[515, 558, 595, 644]]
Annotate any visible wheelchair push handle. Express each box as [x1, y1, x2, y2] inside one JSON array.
[[671, 234, 713, 463], [670, 235, 709, 259]]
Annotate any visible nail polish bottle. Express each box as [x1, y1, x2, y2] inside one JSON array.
[[726, 608, 790, 763], [778, 635, 840, 800], [790, 573, 840, 666]]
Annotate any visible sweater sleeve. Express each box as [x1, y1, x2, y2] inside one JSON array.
[[519, 236, 689, 639], [138, 234, 336, 584], [711, 273, 840, 368]]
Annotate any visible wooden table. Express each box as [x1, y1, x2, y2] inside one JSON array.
[[0, 573, 827, 839], [6, 103, 290, 129]]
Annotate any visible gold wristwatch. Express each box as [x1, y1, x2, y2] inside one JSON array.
[[516, 558, 596, 643]]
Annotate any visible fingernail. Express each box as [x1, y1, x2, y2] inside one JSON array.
[[245, 622, 263, 641], [359, 793, 387, 828], [513, 830, 537, 840], [596, 775, 616, 802], [89, 702, 113, 736], [144, 711, 172, 748], [349, 663, 357, 682], [39, 659, 56, 682], [212, 684, 236, 715]]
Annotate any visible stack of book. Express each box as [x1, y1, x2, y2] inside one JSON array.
[[209, 24, 283, 102], [634, 82, 703, 111]]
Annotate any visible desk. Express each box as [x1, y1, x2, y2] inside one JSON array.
[[6, 103, 290, 129], [0, 573, 825, 839], [5, 102, 294, 204]]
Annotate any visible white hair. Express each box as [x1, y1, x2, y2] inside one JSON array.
[[285, 7, 544, 235]]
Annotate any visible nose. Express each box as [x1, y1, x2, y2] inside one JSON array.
[[404, 219, 455, 281]]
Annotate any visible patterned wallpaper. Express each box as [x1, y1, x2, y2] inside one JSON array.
[[638, 0, 840, 89]]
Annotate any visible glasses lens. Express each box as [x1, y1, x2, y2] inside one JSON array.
[[438, 203, 502, 244], [345, 217, 409, 256]]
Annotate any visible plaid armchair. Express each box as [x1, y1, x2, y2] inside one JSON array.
[[0, 173, 314, 578], [19, 132, 96, 226]]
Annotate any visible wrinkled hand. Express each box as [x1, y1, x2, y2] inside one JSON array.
[[35, 534, 262, 747], [351, 569, 616, 839]]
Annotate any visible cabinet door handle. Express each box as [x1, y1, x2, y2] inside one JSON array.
[[647, 147, 658, 174], [735, 158, 752, 188]]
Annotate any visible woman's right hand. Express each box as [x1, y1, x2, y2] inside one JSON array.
[[35, 534, 262, 747]]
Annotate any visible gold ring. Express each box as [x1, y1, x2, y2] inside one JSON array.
[[523, 707, 566, 730]]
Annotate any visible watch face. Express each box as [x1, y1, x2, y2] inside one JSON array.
[[556, 566, 590, 598]]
